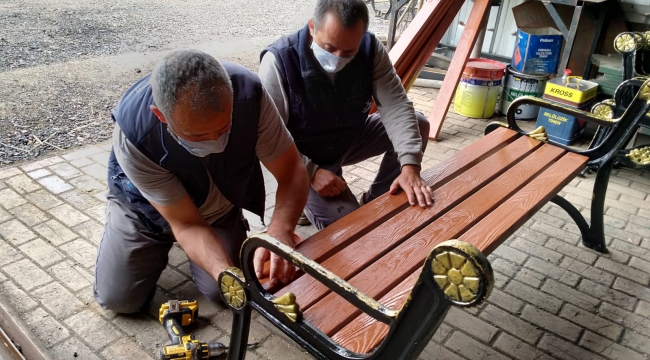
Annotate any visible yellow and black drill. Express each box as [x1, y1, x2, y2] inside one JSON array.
[[158, 299, 228, 360]]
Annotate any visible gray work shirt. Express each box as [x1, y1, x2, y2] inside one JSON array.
[[112, 86, 294, 224], [258, 35, 423, 179]]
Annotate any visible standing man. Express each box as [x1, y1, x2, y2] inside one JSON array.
[[95, 50, 309, 313], [259, 0, 433, 230]]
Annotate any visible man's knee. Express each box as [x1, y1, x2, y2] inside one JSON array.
[[304, 197, 358, 230], [200, 286, 223, 302], [93, 283, 153, 314], [416, 111, 430, 150], [416, 111, 430, 138]]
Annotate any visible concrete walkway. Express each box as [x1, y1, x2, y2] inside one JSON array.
[[1, 87, 650, 359]]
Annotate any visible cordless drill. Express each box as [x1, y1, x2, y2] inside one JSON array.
[[158, 299, 228, 360]]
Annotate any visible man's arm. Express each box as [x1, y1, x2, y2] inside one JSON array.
[[372, 37, 433, 207], [112, 125, 232, 281], [254, 87, 309, 285], [264, 144, 309, 233], [371, 37, 423, 168], [259, 144, 309, 284]]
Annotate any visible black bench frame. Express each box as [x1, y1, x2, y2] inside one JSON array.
[[216, 79, 650, 360], [585, 31, 650, 174], [488, 81, 650, 253]]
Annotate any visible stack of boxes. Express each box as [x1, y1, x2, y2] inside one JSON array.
[[536, 76, 599, 145]]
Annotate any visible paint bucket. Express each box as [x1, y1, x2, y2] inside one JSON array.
[[453, 58, 506, 119], [499, 66, 549, 120]]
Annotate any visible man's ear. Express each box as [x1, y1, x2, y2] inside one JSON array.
[[150, 105, 167, 124], [308, 18, 315, 37]]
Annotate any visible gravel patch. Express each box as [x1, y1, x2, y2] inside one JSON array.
[[0, 0, 391, 166]]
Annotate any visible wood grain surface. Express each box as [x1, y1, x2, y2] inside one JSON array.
[[327, 142, 567, 352], [401, 1, 465, 92], [259, 128, 518, 292], [461, 152, 588, 255], [291, 128, 518, 265], [331, 271, 420, 353], [298, 137, 544, 333], [390, 0, 453, 70]]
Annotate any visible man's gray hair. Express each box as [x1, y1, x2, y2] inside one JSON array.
[[313, 0, 369, 31], [150, 50, 233, 121]]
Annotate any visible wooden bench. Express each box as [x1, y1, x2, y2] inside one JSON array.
[[216, 80, 650, 360]]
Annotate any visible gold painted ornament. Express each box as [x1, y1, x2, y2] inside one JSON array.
[[220, 271, 247, 310], [430, 240, 493, 307]]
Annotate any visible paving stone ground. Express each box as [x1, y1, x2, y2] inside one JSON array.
[[1, 87, 650, 360]]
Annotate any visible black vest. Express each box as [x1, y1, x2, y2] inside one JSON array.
[[262, 24, 375, 165], [107, 62, 265, 232]]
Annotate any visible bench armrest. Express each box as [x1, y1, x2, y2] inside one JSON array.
[[502, 79, 650, 160], [237, 233, 398, 325], [507, 96, 616, 131]]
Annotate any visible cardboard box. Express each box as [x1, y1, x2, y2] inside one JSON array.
[[511, 28, 563, 75], [511, 1, 628, 78]]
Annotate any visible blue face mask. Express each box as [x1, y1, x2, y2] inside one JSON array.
[[310, 40, 354, 74], [167, 125, 230, 158]]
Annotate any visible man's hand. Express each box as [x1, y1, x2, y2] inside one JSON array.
[[259, 144, 309, 286], [253, 229, 297, 286], [389, 164, 434, 207], [311, 168, 347, 197]]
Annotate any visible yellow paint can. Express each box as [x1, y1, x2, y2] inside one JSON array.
[[453, 58, 506, 119]]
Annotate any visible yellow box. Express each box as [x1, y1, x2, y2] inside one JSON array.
[[543, 76, 598, 106]]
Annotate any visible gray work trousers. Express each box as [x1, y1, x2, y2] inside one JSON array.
[[93, 195, 248, 313], [304, 112, 430, 230]]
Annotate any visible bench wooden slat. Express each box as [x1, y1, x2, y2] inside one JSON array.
[[300, 139, 559, 335], [461, 152, 588, 255], [276, 136, 541, 310], [328, 143, 568, 352], [257, 128, 517, 291], [330, 271, 419, 353], [290, 127, 518, 265]]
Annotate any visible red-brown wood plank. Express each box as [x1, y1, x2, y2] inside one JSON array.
[[398, 1, 458, 71], [367, 0, 462, 113], [305, 142, 565, 337], [257, 128, 518, 290], [401, 1, 465, 92], [276, 135, 540, 308], [461, 152, 588, 255], [330, 271, 419, 352], [389, 0, 454, 70], [427, 0, 492, 141], [276, 136, 539, 309], [291, 127, 518, 262], [329, 143, 567, 352]]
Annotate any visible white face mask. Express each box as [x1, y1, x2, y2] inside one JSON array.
[[310, 40, 354, 74], [167, 125, 230, 158]]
